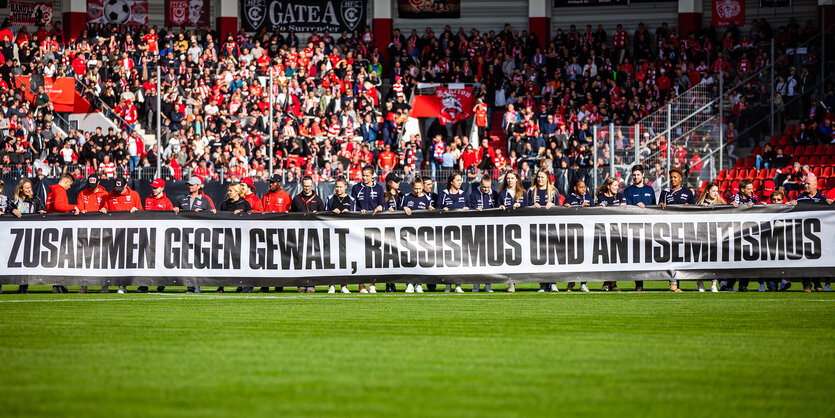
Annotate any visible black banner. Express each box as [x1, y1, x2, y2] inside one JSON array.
[[0, 206, 833, 286], [240, 0, 367, 33], [760, 0, 791, 6], [554, 0, 628, 7], [397, 0, 461, 19]]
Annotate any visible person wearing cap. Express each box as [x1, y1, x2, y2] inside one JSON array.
[[77, 175, 108, 214], [324, 176, 354, 294], [351, 165, 384, 214], [240, 177, 264, 213], [658, 167, 694, 292], [99, 177, 142, 294], [142, 178, 176, 293], [177, 176, 215, 213], [46, 173, 80, 215], [262, 174, 292, 213]]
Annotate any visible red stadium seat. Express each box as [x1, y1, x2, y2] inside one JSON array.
[[824, 166, 834, 178], [819, 178, 827, 190], [813, 166, 823, 177], [784, 145, 794, 156], [745, 157, 756, 168], [752, 146, 762, 156], [789, 190, 799, 200], [735, 159, 746, 168], [745, 168, 758, 179], [719, 181, 730, 193], [804, 145, 816, 155], [770, 136, 779, 146], [799, 156, 809, 165], [815, 144, 826, 155], [752, 180, 762, 190], [716, 170, 727, 181], [820, 156, 832, 165], [828, 178, 835, 189], [779, 136, 790, 146], [767, 168, 777, 178], [826, 144, 835, 154], [786, 124, 797, 135], [809, 156, 821, 166], [757, 169, 770, 180]]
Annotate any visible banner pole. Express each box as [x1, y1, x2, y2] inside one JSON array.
[[666, 104, 671, 188], [609, 123, 615, 180], [719, 71, 724, 175], [593, 125, 598, 194], [156, 68, 161, 178], [634, 125, 640, 168]]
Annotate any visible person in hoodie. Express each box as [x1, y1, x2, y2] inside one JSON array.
[[77, 175, 108, 214], [44, 173, 75, 293], [142, 178, 176, 293], [380, 172, 404, 293], [438, 172, 468, 293], [240, 177, 264, 213], [402, 176, 435, 214], [595, 177, 626, 292], [468, 174, 498, 211], [351, 165, 384, 214], [100, 177, 142, 294], [219, 183, 253, 293], [291, 176, 325, 293], [7, 178, 45, 294]]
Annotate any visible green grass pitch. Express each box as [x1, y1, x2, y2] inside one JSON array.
[[1, 282, 833, 417]]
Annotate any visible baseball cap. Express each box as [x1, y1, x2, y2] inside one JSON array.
[[187, 176, 202, 186], [385, 173, 402, 183], [241, 177, 255, 188], [763, 180, 775, 197], [150, 178, 165, 188], [730, 181, 740, 195], [113, 177, 127, 192], [86, 174, 99, 190], [267, 174, 283, 183]]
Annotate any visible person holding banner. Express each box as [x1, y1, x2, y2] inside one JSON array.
[[352, 166, 384, 214], [325, 176, 354, 295], [6, 178, 45, 293], [563, 180, 592, 292], [99, 177, 142, 294], [381, 173, 404, 293], [595, 177, 626, 292], [528, 169, 561, 293], [695, 182, 725, 293], [402, 176, 435, 215], [76, 175, 108, 214], [177, 177, 215, 213], [219, 183, 253, 294], [144, 179, 175, 212], [46, 173, 80, 215], [423, 178, 439, 210], [291, 176, 324, 293], [262, 174, 292, 214], [623, 165, 656, 291], [240, 177, 264, 213], [498, 170, 530, 210], [791, 174, 833, 292], [469, 174, 499, 292], [439, 172, 467, 293], [659, 167, 693, 292]]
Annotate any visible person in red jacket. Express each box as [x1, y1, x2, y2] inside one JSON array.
[[46, 173, 79, 214], [240, 177, 264, 213], [77, 175, 108, 213], [262, 174, 292, 213], [101, 177, 142, 213], [100, 177, 141, 294], [144, 178, 175, 212]]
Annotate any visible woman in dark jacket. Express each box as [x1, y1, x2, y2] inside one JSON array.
[[219, 183, 252, 293], [7, 178, 46, 294]]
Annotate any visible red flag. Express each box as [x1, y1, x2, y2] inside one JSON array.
[[435, 87, 476, 125]]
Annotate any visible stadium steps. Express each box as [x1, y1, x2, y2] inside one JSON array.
[[489, 111, 506, 155]]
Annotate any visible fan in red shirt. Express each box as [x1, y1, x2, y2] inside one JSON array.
[[77, 175, 108, 213], [46, 173, 80, 214], [101, 177, 142, 213], [377, 144, 397, 172], [144, 178, 176, 212], [262, 174, 292, 213], [240, 177, 264, 213]]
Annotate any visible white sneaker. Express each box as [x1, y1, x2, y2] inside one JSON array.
[[484, 284, 493, 293], [472, 284, 480, 292], [698, 288, 705, 293], [710, 284, 719, 293], [580, 284, 589, 292], [341, 286, 351, 294], [824, 284, 832, 292], [444, 285, 452, 293], [697, 280, 705, 292], [454, 285, 464, 293], [507, 283, 515, 293], [116, 287, 126, 294], [327, 285, 336, 294], [758, 283, 766, 292], [369, 285, 377, 294], [416, 284, 424, 293], [537, 288, 545, 293], [549, 283, 558, 292], [360, 288, 369, 294], [405, 283, 415, 293]]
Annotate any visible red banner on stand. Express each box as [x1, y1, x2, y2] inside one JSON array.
[[435, 87, 475, 125], [712, 0, 745, 28], [16, 76, 77, 113]]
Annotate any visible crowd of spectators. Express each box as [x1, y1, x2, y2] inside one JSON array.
[[0, 16, 830, 198]]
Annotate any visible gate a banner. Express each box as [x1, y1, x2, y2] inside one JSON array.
[[397, 0, 461, 19], [87, 0, 149, 26], [9, 0, 53, 27], [166, 0, 210, 27], [240, 0, 367, 33], [0, 206, 833, 286], [712, 0, 745, 28], [436, 87, 475, 125]]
